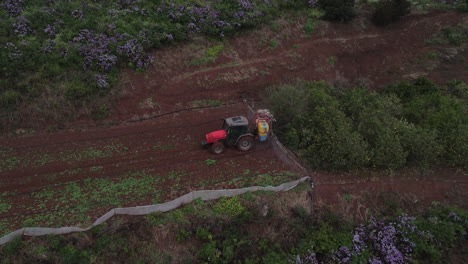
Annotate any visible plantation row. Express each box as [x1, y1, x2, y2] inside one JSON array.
[[1, 189, 467, 263], [267, 78, 467, 170], [1, 0, 324, 110]]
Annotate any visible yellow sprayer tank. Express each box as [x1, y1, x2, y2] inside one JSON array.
[[257, 120, 269, 142]]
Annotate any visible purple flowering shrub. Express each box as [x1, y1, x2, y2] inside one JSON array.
[[72, 29, 119, 72], [295, 208, 468, 264], [340, 215, 416, 264], [1, 0, 25, 17], [12, 16, 31, 36], [117, 38, 153, 69]]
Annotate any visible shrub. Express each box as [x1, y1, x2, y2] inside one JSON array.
[[337, 88, 413, 169], [446, 80, 468, 99], [65, 80, 94, 100], [295, 223, 352, 261], [371, 131, 408, 169], [339, 88, 402, 144], [456, 2, 468, 12], [403, 92, 465, 133], [265, 80, 311, 128], [1, 237, 23, 256], [318, 0, 356, 22], [396, 122, 442, 168], [441, 26, 468, 46], [268, 78, 466, 171], [383, 77, 439, 102], [60, 246, 90, 264], [411, 206, 468, 263], [91, 104, 111, 120], [288, 105, 369, 170], [196, 227, 213, 241], [292, 205, 309, 220], [372, 0, 412, 27], [0, 90, 21, 107], [443, 124, 468, 168], [384, 78, 467, 168], [213, 196, 245, 217]]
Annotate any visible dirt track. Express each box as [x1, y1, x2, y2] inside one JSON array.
[[1, 10, 467, 234]]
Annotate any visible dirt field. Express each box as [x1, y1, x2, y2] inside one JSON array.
[[1, 9, 467, 236], [0, 102, 305, 234]]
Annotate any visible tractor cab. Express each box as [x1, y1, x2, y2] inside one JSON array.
[[223, 116, 250, 147]]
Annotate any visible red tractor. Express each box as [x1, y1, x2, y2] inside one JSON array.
[[202, 110, 273, 154]]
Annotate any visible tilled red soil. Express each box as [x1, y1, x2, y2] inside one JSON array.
[[0, 103, 304, 232], [1, 10, 467, 234]]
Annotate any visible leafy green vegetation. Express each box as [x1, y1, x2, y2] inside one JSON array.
[[213, 196, 245, 217], [268, 39, 280, 49], [191, 99, 223, 107], [408, 0, 467, 12], [318, 0, 356, 22], [0, 198, 11, 214], [428, 25, 468, 46], [371, 0, 411, 26], [204, 159, 217, 166], [267, 78, 467, 170], [0, 169, 298, 237], [188, 44, 225, 66], [1, 188, 466, 264]]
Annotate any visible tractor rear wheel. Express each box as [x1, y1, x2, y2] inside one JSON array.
[[237, 136, 254, 152], [211, 142, 225, 155]]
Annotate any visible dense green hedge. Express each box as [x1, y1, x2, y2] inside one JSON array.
[[267, 78, 467, 170]]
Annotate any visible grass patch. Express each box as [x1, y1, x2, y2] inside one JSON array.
[[303, 18, 318, 34], [427, 25, 468, 46], [268, 39, 280, 50], [188, 44, 224, 66], [0, 151, 21, 172], [204, 159, 217, 166], [425, 51, 438, 59], [192, 99, 223, 107]]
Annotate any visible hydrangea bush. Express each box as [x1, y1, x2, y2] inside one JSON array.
[[294, 208, 468, 264]]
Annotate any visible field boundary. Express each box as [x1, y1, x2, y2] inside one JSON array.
[[0, 177, 309, 245]]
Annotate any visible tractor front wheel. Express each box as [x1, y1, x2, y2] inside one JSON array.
[[237, 136, 254, 152], [211, 142, 225, 155]]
